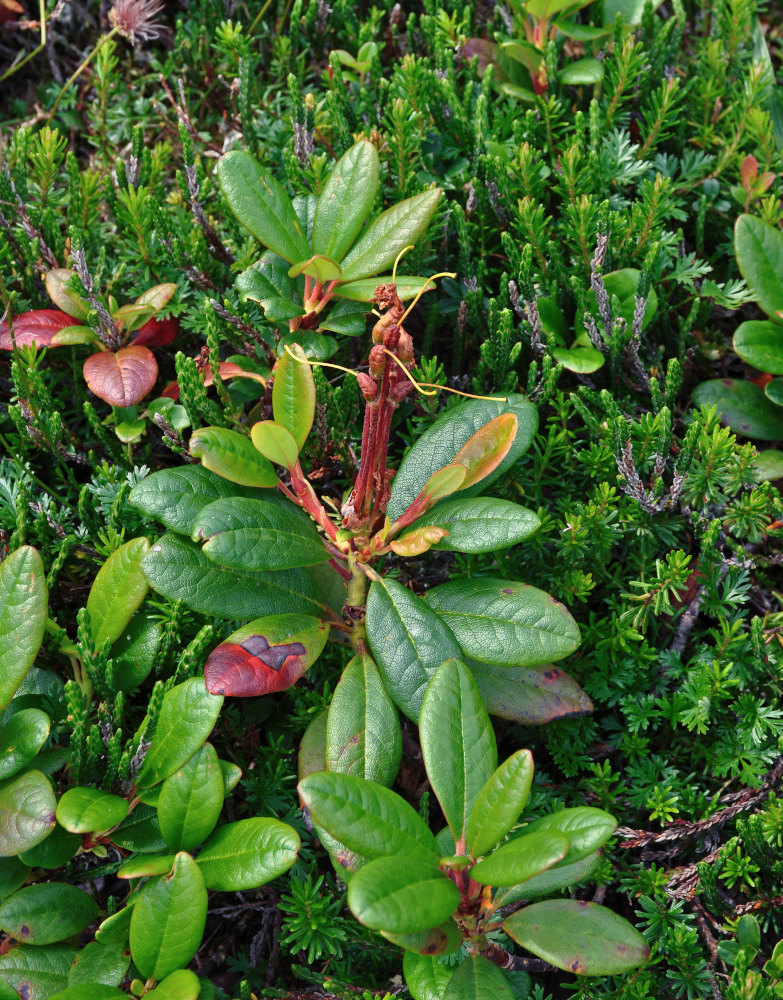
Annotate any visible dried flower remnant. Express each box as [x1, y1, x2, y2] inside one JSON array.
[[108, 0, 169, 44]]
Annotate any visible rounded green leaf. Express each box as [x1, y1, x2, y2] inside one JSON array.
[[339, 188, 441, 282], [190, 427, 278, 488], [195, 817, 300, 890], [50, 987, 126, 1000], [692, 379, 783, 440], [219, 759, 242, 795], [0, 770, 56, 856], [237, 252, 304, 322], [502, 900, 649, 975], [272, 343, 315, 451], [494, 850, 604, 905], [129, 852, 207, 981], [192, 497, 328, 571], [387, 395, 538, 522], [312, 140, 380, 261], [67, 939, 130, 987], [469, 661, 593, 724], [735, 213, 783, 318], [552, 346, 605, 374], [755, 448, 783, 481], [466, 749, 534, 859], [288, 255, 341, 282], [334, 275, 435, 302], [118, 854, 176, 878], [522, 807, 617, 865], [18, 824, 81, 868], [298, 771, 439, 861], [443, 955, 514, 1000], [560, 57, 604, 84], [0, 883, 98, 944], [404, 498, 539, 554], [0, 708, 50, 781], [0, 546, 48, 709], [0, 857, 31, 903], [0, 945, 77, 1000], [347, 855, 460, 933], [157, 743, 223, 851], [250, 419, 300, 468], [469, 830, 570, 887], [217, 150, 310, 264], [136, 678, 223, 788], [56, 787, 129, 834], [108, 612, 162, 692], [326, 654, 402, 786], [766, 379, 783, 405], [86, 537, 150, 648], [403, 952, 454, 1000], [95, 904, 134, 945], [146, 969, 201, 998], [423, 579, 580, 667], [111, 803, 167, 853], [365, 578, 462, 720], [733, 320, 783, 374], [420, 659, 497, 843], [381, 919, 462, 956]]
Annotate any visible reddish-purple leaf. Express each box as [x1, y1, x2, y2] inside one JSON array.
[[133, 315, 180, 347], [161, 362, 265, 400], [83, 346, 158, 406], [0, 310, 79, 350], [204, 635, 310, 696]]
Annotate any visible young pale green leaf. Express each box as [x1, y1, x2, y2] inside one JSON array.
[[466, 749, 534, 859], [0, 770, 56, 856], [469, 830, 569, 887], [192, 497, 327, 571], [735, 213, 783, 317], [141, 532, 328, 620], [236, 252, 304, 322], [402, 498, 539, 554], [66, 939, 129, 988], [346, 855, 459, 933], [560, 57, 604, 84], [145, 969, 201, 998], [217, 151, 310, 263], [0, 884, 98, 944], [469, 662, 593, 725], [56, 787, 128, 834], [157, 743, 223, 851], [403, 952, 455, 1000], [521, 807, 617, 865], [389, 525, 448, 557], [494, 850, 604, 906], [45, 269, 90, 320], [272, 343, 315, 451], [250, 419, 300, 468], [423, 579, 580, 667], [298, 709, 328, 781], [136, 678, 223, 788], [312, 140, 380, 261], [117, 855, 175, 879], [452, 413, 518, 490], [195, 818, 300, 890], [381, 919, 462, 956], [334, 275, 435, 302], [733, 320, 783, 374], [419, 659, 497, 843], [326, 654, 402, 786], [129, 852, 207, 982], [339, 188, 442, 281], [298, 771, 439, 860], [502, 900, 649, 975], [442, 955, 514, 1000], [288, 255, 341, 282], [18, 824, 80, 869], [86, 537, 149, 648], [387, 396, 538, 521], [365, 578, 462, 720], [418, 465, 468, 506], [0, 709, 50, 781], [552, 346, 605, 374], [190, 427, 278, 488], [129, 466, 260, 536], [692, 378, 783, 440], [50, 986, 126, 1000], [0, 546, 48, 709], [95, 903, 134, 945]]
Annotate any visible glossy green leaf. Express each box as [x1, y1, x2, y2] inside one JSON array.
[[423, 579, 580, 667], [293, 193, 318, 243], [67, 940, 130, 987], [117, 855, 175, 878], [108, 613, 161, 692], [157, 743, 223, 851], [575, 269, 658, 343], [277, 330, 338, 358], [503, 900, 649, 975], [288, 255, 341, 282], [0, 708, 50, 781], [192, 497, 327, 571], [0, 770, 56, 856], [0, 546, 48, 709], [0, 857, 30, 903], [560, 57, 604, 84], [766, 380, 783, 405], [0, 883, 98, 944], [339, 188, 442, 281], [298, 771, 440, 860], [552, 346, 605, 374], [50, 987, 126, 1000], [692, 379, 783, 440], [755, 448, 783, 480], [141, 532, 328, 620], [129, 466, 261, 535], [333, 275, 435, 302], [111, 803, 167, 853], [735, 213, 783, 318], [129, 852, 207, 982], [195, 817, 300, 890], [146, 969, 201, 999], [190, 427, 278, 488], [522, 807, 617, 865], [312, 140, 380, 261], [404, 498, 539, 554], [18, 824, 80, 869], [403, 952, 455, 1000], [236, 252, 304, 322], [95, 903, 134, 945], [56, 786, 128, 834], [420, 659, 497, 842], [469, 661, 593, 724], [466, 749, 534, 859], [365, 577, 462, 720], [603, 0, 663, 23], [381, 919, 462, 956], [733, 320, 783, 374], [494, 850, 604, 905], [0, 944, 77, 1000], [387, 395, 538, 521], [217, 150, 310, 263], [443, 955, 514, 1000], [136, 678, 223, 788], [317, 299, 367, 336], [326, 654, 402, 786], [347, 855, 459, 933], [86, 537, 149, 648], [272, 342, 315, 451], [470, 829, 569, 886]]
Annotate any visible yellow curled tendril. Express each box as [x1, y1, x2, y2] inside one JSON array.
[[392, 245, 416, 286], [380, 349, 507, 402]]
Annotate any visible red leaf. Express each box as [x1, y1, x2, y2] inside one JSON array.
[[0, 0, 24, 26], [204, 635, 309, 696], [0, 310, 79, 350], [133, 316, 180, 347], [160, 362, 261, 401], [83, 346, 158, 406]]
